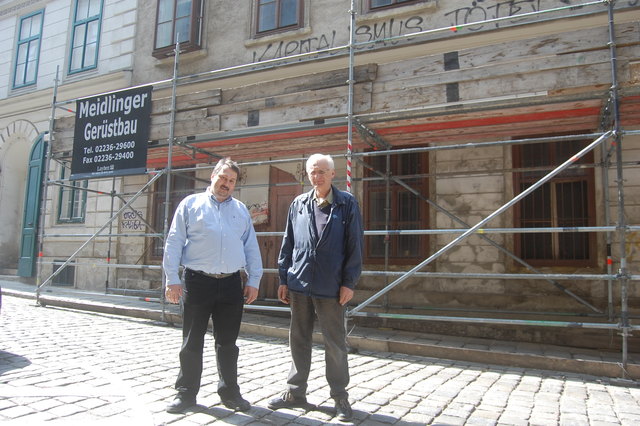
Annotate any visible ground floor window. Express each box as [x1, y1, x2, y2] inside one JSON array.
[[364, 150, 429, 264], [150, 170, 195, 258], [58, 163, 87, 223], [513, 137, 596, 266]]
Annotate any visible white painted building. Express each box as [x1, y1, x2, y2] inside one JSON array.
[[0, 0, 137, 275]]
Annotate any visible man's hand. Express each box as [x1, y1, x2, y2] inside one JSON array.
[[165, 284, 183, 304], [244, 286, 258, 304], [277, 284, 290, 304], [339, 286, 354, 306]]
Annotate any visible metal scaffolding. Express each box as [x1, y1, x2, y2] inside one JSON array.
[[33, 1, 639, 377]]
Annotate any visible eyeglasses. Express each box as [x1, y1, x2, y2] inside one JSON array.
[[308, 169, 330, 177]]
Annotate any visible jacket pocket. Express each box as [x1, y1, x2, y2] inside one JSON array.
[[288, 249, 311, 286]]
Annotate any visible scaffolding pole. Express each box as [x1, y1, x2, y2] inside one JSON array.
[[344, 0, 357, 194], [606, 0, 632, 373], [160, 40, 181, 322], [105, 176, 116, 291], [35, 66, 60, 298]]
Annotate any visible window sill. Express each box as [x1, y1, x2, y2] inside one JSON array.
[[153, 48, 208, 66], [9, 83, 39, 98], [244, 26, 312, 48], [358, 0, 436, 24], [64, 67, 101, 84]]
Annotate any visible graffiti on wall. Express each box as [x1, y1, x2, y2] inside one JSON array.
[[444, 0, 639, 31], [251, 0, 639, 62], [252, 31, 337, 63], [446, 0, 547, 31], [121, 210, 145, 231], [247, 201, 269, 225]]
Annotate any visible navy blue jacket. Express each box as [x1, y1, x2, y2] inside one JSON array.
[[278, 185, 363, 298]]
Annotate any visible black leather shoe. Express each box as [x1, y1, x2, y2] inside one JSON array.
[[335, 398, 353, 422], [220, 395, 251, 412], [268, 391, 308, 410], [166, 395, 196, 413]]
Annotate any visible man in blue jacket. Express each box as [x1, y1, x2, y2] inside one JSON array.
[[268, 153, 363, 422]]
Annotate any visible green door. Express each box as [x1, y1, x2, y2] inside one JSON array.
[[17, 134, 47, 277]]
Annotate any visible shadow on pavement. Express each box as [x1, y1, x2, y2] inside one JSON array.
[[0, 350, 32, 375], [175, 402, 428, 425], [313, 403, 425, 425]]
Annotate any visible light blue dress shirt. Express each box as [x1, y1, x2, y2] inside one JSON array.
[[162, 189, 263, 289]]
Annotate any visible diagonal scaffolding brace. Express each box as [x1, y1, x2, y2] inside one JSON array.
[[35, 171, 165, 304]]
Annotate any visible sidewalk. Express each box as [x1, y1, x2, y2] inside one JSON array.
[[2, 277, 639, 381]]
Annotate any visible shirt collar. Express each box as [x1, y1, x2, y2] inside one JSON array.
[[313, 188, 333, 208], [207, 187, 232, 205]]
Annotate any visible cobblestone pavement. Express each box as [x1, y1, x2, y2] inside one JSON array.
[[2, 295, 640, 425]]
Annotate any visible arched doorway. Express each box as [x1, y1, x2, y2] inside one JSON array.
[[0, 120, 40, 273], [17, 134, 47, 277]]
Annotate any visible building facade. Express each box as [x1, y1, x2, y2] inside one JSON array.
[[2, 0, 639, 350], [0, 0, 137, 275]]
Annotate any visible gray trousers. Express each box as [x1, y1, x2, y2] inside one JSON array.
[[286, 291, 349, 400]]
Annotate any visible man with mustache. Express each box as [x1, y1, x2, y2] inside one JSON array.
[[163, 157, 263, 413]]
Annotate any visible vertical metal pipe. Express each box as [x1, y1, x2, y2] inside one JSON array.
[[36, 66, 59, 304], [606, 1, 630, 375], [383, 152, 391, 310], [345, 0, 356, 193], [600, 108, 615, 322], [105, 176, 116, 293], [161, 40, 180, 322]]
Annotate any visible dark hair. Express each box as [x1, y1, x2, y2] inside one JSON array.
[[211, 157, 240, 180]]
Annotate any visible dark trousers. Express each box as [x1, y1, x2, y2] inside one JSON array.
[[287, 291, 349, 401], [175, 269, 244, 400]]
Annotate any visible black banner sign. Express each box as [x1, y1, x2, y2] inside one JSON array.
[[70, 85, 153, 180]]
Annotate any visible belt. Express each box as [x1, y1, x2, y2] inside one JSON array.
[[188, 269, 238, 279]]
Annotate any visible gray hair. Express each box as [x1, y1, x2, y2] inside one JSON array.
[[306, 153, 335, 172]]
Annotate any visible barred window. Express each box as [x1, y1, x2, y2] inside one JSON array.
[[364, 150, 429, 264], [151, 171, 195, 258], [513, 139, 596, 266], [58, 164, 87, 223]]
